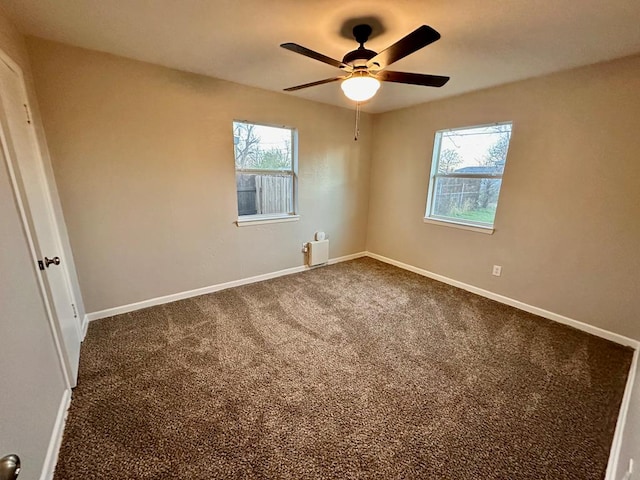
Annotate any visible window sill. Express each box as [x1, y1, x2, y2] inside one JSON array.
[[236, 214, 300, 227], [423, 217, 494, 235]]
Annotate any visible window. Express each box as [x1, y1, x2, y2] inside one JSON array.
[[425, 122, 512, 232], [233, 121, 297, 224]]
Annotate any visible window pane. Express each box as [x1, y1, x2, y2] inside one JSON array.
[[233, 122, 292, 171], [438, 124, 511, 175], [431, 177, 502, 225], [233, 120, 297, 219], [236, 173, 293, 216]]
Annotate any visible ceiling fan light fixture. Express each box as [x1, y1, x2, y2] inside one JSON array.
[[341, 72, 380, 102]]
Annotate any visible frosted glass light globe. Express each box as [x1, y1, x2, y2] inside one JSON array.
[[341, 74, 381, 102]]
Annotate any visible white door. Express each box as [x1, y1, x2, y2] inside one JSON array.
[[0, 55, 81, 385], [0, 131, 69, 480]]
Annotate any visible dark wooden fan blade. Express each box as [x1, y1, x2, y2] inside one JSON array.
[[281, 43, 350, 70], [283, 76, 346, 91], [376, 70, 450, 87], [367, 25, 441, 70]]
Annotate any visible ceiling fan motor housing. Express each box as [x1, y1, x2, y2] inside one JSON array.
[[342, 48, 377, 67]]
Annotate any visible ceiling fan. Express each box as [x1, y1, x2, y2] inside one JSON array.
[[281, 24, 450, 102]]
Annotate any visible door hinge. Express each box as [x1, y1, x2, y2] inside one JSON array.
[[71, 303, 78, 318], [37, 260, 45, 271], [23, 103, 31, 124]]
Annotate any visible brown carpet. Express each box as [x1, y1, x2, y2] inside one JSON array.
[[54, 258, 632, 479]]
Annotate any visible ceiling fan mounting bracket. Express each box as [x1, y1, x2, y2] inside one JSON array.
[[352, 24, 373, 46]]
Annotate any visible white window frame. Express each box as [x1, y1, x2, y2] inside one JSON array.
[[424, 122, 513, 234], [233, 120, 299, 227]]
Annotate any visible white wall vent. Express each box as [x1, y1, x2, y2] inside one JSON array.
[[308, 240, 329, 266]]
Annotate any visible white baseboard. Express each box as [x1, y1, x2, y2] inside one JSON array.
[[88, 249, 638, 348], [39, 388, 71, 480], [607, 348, 638, 480], [86, 251, 367, 322], [328, 251, 366, 265], [81, 314, 88, 339], [366, 252, 639, 349]]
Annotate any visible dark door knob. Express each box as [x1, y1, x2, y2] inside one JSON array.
[[44, 256, 61, 268], [0, 454, 20, 480]]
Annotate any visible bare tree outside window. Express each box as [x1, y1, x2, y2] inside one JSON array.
[[233, 122, 260, 170], [438, 149, 463, 174]]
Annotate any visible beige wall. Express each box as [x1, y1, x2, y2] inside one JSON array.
[[367, 55, 640, 340], [0, 7, 27, 67], [0, 6, 67, 478], [26, 38, 372, 313]]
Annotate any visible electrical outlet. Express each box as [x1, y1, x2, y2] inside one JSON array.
[[492, 265, 502, 276], [301, 243, 308, 253]]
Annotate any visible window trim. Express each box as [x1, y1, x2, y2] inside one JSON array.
[[423, 217, 494, 235], [233, 120, 299, 223], [424, 121, 512, 232], [236, 214, 300, 227]]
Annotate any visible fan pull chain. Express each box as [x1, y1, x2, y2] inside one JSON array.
[[354, 101, 361, 141]]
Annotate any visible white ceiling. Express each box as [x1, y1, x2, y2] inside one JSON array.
[[3, 0, 640, 113]]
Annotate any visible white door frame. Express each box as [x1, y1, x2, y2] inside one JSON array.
[[0, 47, 80, 388]]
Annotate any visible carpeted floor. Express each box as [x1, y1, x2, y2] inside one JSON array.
[[54, 258, 632, 479]]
